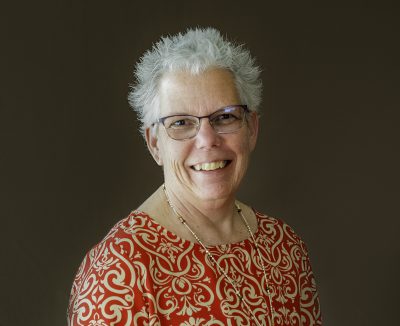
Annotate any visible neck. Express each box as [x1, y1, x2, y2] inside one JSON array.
[[163, 183, 243, 245]]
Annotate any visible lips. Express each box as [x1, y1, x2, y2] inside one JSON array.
[[191, 160, 231, 171]]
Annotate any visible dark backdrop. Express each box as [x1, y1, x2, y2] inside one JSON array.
[[1, 1, 399, 325]]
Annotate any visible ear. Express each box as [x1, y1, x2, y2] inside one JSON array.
[[145, 126, 163, 166], [247, 112, 259, 152]]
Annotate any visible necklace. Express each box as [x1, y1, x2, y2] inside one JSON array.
[[162, 184, 275, 326]]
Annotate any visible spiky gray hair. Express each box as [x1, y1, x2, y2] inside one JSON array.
[[128, 27, 262, 137]]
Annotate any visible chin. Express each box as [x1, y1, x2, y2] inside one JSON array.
[[193, 181, 236, 202]]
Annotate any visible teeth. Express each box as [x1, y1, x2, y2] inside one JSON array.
[[193, 161, 227, 171]]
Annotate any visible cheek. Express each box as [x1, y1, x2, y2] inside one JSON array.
[[233, 138, 252, 171], [161, 146, 194, 186], [159, 141, 189, 170]]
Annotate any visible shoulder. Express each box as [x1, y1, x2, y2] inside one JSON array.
[[80, 211, 149, 257], [253, 208, 310, 254], [82, 210, 162, 265], [68, 210, 155, 324], [69, 210, 153, 278], [104, 210, 153, 238]]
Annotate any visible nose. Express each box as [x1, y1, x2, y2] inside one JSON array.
[[194, 118, 221, 148]]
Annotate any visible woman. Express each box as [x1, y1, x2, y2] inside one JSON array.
[[68, 28, 322, 325]]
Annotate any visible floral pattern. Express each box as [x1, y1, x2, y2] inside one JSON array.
[[68, 210, 321, 325]]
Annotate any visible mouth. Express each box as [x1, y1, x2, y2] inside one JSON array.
[[191, 160, 231, 171]]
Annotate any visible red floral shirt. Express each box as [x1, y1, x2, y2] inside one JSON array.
[[68, 210, 321, 325]]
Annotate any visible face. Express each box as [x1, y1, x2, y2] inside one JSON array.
[[146, 68, 259, 204]]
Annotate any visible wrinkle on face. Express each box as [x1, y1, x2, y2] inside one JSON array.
[[148, 68, 258, 208]]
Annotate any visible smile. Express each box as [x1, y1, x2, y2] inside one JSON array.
[[192, 160, 230, 171]]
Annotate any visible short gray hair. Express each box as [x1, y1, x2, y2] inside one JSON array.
[[128, 27, 262, 137]]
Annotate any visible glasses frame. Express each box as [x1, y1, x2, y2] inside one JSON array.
[[153, 104, 250, 141]]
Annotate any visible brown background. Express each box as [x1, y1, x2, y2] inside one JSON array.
[[1, 1, 399, 325]]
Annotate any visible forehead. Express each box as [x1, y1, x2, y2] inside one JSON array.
[[158, 68, 241, 115]]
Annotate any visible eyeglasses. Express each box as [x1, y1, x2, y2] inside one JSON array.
[[153, 105, 249, 140]]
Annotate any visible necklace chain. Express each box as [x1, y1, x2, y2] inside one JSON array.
[[162, 185, 275, 326]]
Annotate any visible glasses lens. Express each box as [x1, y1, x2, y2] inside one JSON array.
[[160, 105, 248, 140], [163, 116, 199, 140], [210, 106, 245, 133]]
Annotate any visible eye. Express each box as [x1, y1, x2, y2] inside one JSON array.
[[213, 113, 238, 124], [167, 117, 197, 129], [172, 119, 186, 126]]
